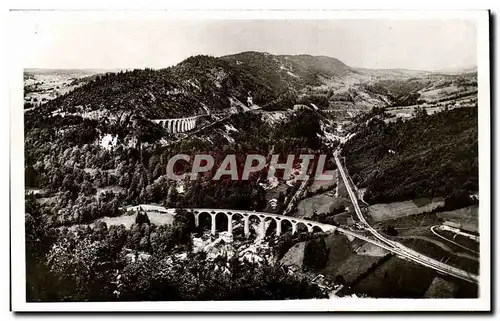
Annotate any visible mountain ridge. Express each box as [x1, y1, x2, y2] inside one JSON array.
[[26, 51, 477, 121]]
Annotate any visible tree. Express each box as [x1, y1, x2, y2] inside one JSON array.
[[303, 236, 329, 270], [46, 232, 116, 301], [135, 208, 151, 225], [385, 225, 398, 236], [80, 180, 96, 196]]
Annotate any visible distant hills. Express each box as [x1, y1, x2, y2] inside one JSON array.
[[30, 52, 355, 118], [27, 51, 477, 119], [24, 68, 124, 75]]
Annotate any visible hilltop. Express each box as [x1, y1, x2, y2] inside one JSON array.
[[29, 52, 355, 119], [26, 51, 477, 122]]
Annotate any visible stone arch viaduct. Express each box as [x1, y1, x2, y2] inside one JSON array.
[[154, 207, 478, 284], [151, 116, 199, 134], [181, 208, 336, 237]]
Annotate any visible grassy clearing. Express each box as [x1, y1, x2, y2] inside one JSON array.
[[318, 234, 386, 286], [335, 255, 386, 285], [346, 256, 437, 298], [279, 241, 306, 268], [97, 186, 126, 195], [423, 277, 459, 298], [436, 205, 479, 233], [367, 197, 445, 222], [295, 193, 341, 218], [357, 242, 391, 257], [375, 211, 442, 234], [308, 170, 337, 193], [90, 210, 175, 229], [320, 234, 354, 276], [336, 172, 349, 198]]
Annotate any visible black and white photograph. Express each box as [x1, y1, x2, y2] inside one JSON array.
[[9, 9, 491, 312]]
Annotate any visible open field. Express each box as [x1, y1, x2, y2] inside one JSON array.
[[356, 242, 391, 257], [436, 205, 479, 233], [343, 252, 478, 298], [334, 254, 387, 285], [376, 211, 442, 232], [24, 69, 106, 107], [318, 234, 388, 286], [367, 197, 445, 222], [375, 210, 479, 255], [346, 256, 439, 298], [295, 192, 347, 218]]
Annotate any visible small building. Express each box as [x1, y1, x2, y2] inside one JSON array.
[[396, 113, 412, 118], [268, 198, 278, 210]]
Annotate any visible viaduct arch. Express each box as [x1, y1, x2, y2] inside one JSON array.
[[184, 208, 336, 238], [151, 116, 199, 134]]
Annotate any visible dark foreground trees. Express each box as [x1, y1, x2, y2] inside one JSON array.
[[26, 198, 326, 302]]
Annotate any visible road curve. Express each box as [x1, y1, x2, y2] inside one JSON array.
[[431, 225, 479, 255], [333, 150, 478, 284]]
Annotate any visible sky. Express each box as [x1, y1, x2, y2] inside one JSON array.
[[19, 12, 477, 71]]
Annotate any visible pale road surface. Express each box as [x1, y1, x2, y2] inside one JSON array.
[[431, 225, 479, 255], [333, 150, 479, 284]]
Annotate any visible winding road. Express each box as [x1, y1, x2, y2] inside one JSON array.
[[333, 150, 479, 284]]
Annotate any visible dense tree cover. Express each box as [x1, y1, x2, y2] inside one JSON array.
[[349, 106, 388, 131], [306, 210, 344, 226], [261, 92, 299, 111], [116, 253, 326, 301], [25, 97, 332, 228], [179, 180, 267, 210], [272, 109, 325, 150], [26, 198, 326, 301], [443, 189, 479, 211], [342, 107, 478, 205]]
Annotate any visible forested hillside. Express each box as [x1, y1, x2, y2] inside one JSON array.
[[342, 107, 478, 205], [25, 106, 333, 227], [33, 53, 353, 119]]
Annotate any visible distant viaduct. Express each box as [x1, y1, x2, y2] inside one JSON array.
[[151, 116, 200, 134]]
